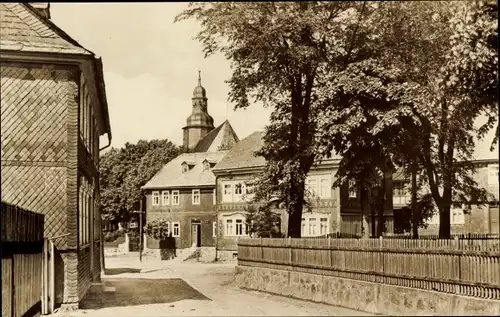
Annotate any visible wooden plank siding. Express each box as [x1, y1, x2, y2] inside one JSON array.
[[1, 202, 45, 317], [238, 237, 500, 300]]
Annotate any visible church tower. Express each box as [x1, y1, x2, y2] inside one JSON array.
[[183, 71, 215, 150]]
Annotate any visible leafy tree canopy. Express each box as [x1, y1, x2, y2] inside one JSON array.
[[99, 139, 184, 222]]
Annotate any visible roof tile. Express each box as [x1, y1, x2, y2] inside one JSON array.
[[0, 3, 91, 55], [142, 151, 227, 189]]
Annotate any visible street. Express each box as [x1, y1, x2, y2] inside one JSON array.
[[67, 254, 374, 316]]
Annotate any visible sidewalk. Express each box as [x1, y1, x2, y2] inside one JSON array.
[[65, 255, 374, 316]]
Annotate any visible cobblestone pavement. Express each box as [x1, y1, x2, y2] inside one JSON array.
[[65, 254, 374, 316]]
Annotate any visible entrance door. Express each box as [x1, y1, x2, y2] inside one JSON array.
[[191, 223, 201, 247]]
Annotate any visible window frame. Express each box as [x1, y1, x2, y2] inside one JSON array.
[[152, 191, 160, 206], [301, 214, 330, 237], [223, 183, 233, 202], [172, 190, 180, 205], [192, 189, 201, 205], [488, 164, 499, 186], [172, 222, 180, 237], [162, 190, 170, 205], [348, 180, 357, 198], [213, 221, 217, 237]]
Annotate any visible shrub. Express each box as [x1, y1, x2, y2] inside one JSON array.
[[103, 230, 125, 242], [145, 220, 170, 241]]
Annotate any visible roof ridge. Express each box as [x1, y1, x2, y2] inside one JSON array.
[[20, 3, 94, 55]]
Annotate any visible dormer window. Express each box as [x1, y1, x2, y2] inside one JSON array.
[[181, 161, 195, 173], [202, 160, 210, 171], [202, 159, 217, 171]]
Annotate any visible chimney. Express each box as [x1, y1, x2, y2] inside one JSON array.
[[30, 3, 51, 19]]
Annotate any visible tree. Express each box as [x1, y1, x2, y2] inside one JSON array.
[[176, 2, 376, 237], [415, 1, 498, 238], [245, 203, 283, 238], [99, 139, 184, 222], [315, 1, 497, 239]]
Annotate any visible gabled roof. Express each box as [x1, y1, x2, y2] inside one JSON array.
[[192, 120, 239, 153], [0, 3, 92, 55], [212, 131, 342, 173], [142, 151, 227, 189], [212, 131, 267, 172]]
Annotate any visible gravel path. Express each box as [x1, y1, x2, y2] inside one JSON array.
[[65, 254, 374, 316]]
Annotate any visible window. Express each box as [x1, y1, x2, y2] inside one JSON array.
[[192, 189, 200, 205], [213, 189, 216, 205], [320, 218, 328, 235], [319, 177, 331, 198], [182, 164, 189, 173], [225, 217, 248, 237], [226, 219, 233, 235], [308, 218, 317, 236], [393, 181, 410, 205], [488, 164, 499, 185], [301, 214, 329, 237], [306, 175, 331, 199], [172, 222, 180, 237], [162, 191, 170, 205], [236, 219, 247, 236], [451, 206, 465, 225], [213, 221, 217, 237], [348, 180, 357, 198], [203, 161, 210, 171], [152, 191, 160, 206], [223, 183, 232, 202], [79, 176, 93, 245], [172, 190, 180, 205], [307, 177, 318, 197]]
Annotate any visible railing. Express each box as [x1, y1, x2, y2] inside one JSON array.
[[237, 237, 500, 300], [384, 233, 500, 240], [1, 202, 45, 317]]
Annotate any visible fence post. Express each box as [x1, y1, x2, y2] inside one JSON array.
[[288, 236, 292, 267], [379, 236, 384, 282], [260, 237, 263, 261], [328, 236, 332, 267], [454, 235, 460, 295]]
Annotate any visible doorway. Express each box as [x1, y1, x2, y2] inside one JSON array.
[[191, 221, 201, 247]]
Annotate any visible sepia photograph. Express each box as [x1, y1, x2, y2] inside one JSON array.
[[1, 2, 498, 316]]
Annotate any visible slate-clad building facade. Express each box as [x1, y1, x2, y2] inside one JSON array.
[[1, 3, 111, 308]]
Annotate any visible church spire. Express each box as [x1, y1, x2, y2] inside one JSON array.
[[183, 71, 214, 150]]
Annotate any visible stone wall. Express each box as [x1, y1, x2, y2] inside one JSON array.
[[235, 265, 500, 316]]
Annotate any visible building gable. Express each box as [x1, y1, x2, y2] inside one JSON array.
[[192, 120, 239, 153], [0, 3, 91, 55]]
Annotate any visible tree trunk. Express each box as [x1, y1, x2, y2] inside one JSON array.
[[411, 160, 419, 239], [377, 163, 389, 237], [438, 204, 451, 238], [377, 181, 385, 237], [287, 180, 305, 238]]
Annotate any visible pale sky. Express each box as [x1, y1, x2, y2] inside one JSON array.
[[50, 3, 272, 149]]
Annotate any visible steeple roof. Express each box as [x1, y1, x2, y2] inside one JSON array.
[[193, 70, 207, 99]]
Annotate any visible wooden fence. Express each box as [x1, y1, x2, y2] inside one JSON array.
[[237, 237, 500, 300], [1, 202, 45, 317]]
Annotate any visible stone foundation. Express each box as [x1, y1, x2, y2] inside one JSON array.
[[235, 265, 500, 316], [216, 250, 239, 262]]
